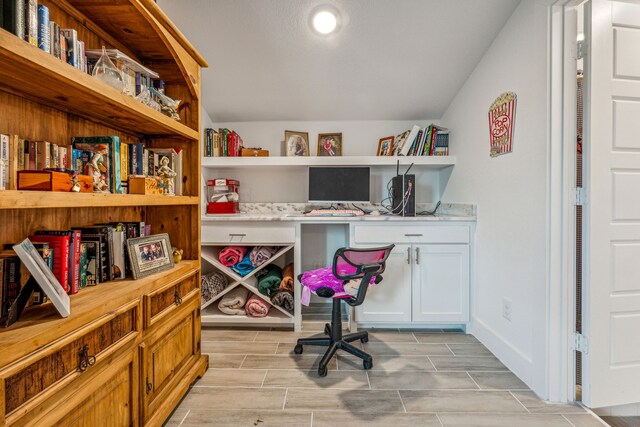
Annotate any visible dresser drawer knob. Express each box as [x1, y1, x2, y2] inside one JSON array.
[[78, 344, 96, 372], [174, 290, 183, 306], [229, 233, 246, 237]]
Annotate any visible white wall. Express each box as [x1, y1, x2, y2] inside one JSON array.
[[204, 120, 444, 203], [441, 0, 550, 397]]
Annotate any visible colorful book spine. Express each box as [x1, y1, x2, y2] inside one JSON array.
[[0, 134, 9, 190], [70, 229, 81, 294], [28, 234, 70, 293], [120, 141, 128, 183], [79, 242, 88, 288], [60, 28, 78, 68], [9, 135, 19, 190], [2, 0, 26, 40], [24, 0, 37, 46], [37, 4, 50, 53], [49, 21, 61, 59], [35, 140, 51, 170]]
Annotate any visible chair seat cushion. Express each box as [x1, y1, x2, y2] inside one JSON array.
[[299, 266, 375, 306]]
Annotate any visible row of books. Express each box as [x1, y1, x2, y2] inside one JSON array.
[[0, 221, 151, 317], [204, 128, 245, 157], [0, 134, 184, 195], [392, 124, 450, 156]]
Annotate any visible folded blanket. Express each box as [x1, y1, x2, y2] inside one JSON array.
[[218, 286, 249, 315], [249, 246, 279, 267], [256, 264, 283, 296], [245, 294, 271, 317], [270, 290, 294, 313], [201, 271, 228, 302], [219, 246, 248, 267], [231, 252, 255, 276], [280, 263, 294, 292]]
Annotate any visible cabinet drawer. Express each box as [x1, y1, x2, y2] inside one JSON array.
[[202, 223, 295, 244], [143, 271, 199, 329], [353, 225, 469, 244], [1, 301, 140, 424]]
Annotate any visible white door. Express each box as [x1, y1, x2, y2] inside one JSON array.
[[583, 0, 640, 408], [355, 244, 412, 323], [411, 244, 469, 322]]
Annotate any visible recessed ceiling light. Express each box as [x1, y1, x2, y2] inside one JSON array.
[[313, 10, 337, 34], [310, 5, 341, 36]]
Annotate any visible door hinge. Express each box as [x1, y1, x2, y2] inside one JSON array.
[[577, 40, 587, 60], [573, 332, 589, 354], [573, 187, 587, 206]]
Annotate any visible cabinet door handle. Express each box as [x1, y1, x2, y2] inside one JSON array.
[[146, 378, 153, 394], [415, 247, 420, 264], [77, 344, 96, 372], [404, 233, 423, 237], [407, 247, 411, 264], [229, 233, 246, 237], [174, 290, 183, 306]]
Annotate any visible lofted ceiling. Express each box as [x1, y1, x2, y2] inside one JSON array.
[[158, 0, 521, 122]]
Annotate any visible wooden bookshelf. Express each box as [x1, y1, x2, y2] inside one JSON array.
[[0, 1, 208, 425], [0, 191, 199, 209]]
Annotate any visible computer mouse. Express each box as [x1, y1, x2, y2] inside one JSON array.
[[370, 210, 381, 216]]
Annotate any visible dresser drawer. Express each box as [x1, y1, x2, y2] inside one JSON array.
[[202, 223, 295, 244], [353, 225, 470, 244], [143, 271, 199, 329], [1, 301, 140, 424]]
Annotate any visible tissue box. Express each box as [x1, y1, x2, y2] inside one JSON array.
[[128, 176, 162, 195], [17, 171, 93, 192]]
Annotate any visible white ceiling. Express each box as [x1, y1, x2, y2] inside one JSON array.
[[158, 0, 521, 122]]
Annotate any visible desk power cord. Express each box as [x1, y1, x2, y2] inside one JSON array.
[[379, 177, 442, 216]]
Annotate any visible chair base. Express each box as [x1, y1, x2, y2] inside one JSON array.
[[295, 299, 372, 376]]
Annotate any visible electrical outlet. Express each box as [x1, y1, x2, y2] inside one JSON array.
[[502, 298, 512, 322]]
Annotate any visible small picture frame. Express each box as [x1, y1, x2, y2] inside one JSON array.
[[126, 233, 175, 279], [318, 133, 342, 156], [284, 131, 310, 156], [377, 136, 394, 156]]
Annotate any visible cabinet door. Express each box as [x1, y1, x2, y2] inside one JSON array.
[[412, 244, 469, 322], [355, 244, 412, 323]]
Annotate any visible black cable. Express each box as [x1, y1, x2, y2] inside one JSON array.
[[417, 201, 441, 216]]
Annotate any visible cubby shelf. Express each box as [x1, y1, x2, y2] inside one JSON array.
[[0, 29, 199, 141], [201, 155, 456, 169], [0, 191, 199, 209], [201, 305, 293, 324]]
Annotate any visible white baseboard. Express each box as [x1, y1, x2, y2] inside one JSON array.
[[469, 317, 535, 389]]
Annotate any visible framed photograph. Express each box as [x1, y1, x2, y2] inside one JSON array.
[[13, 238, 71, 317], [377, 136, 394, 156], [318, 133, 342, 156], [126, 233, 175, 279], [284, 131, 310, 156]]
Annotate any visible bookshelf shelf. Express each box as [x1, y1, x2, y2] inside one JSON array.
[[0, 191, 199, 209], [201, 155, 456, 169], [0, 29, 199, 141]]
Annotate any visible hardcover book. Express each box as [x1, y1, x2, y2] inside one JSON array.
[[60, 28, 78, 68], [49, 21, 60, 59], [0, 134, 8, 190], [2, 0, 25, 39], [28, 233, 70, 293], [37, 4, 49, 53], [24, 0, 37, 46]]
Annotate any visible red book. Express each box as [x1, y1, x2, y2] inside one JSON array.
[[70, 229, 81, 294], [29, 234, 70, 293], [429, 126, 437, 156]]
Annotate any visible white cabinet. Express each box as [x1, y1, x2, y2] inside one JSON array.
[[352, 224, 471, 325]]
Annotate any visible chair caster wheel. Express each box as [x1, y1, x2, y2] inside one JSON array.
[[294, 344, 303, 354], [363, 359, 373, 370], [318, 365, 328, 377], [361, 336, 368, 343]]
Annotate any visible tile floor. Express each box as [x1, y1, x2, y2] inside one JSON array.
[[166, 321, 609, 427]]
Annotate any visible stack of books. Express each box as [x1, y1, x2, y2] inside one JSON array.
[[388, 124, 450, 156], [204, 128, 244, 157]]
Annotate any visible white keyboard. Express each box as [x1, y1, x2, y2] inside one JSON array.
[[306, 209, 365, 217]]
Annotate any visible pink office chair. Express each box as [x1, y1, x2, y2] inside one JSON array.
[[294, 244, 395, 376]]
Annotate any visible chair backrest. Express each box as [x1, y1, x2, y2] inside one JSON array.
[[332, 245, 395, 281]]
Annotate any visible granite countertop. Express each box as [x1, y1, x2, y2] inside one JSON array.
[[201, 203, 476, 223]]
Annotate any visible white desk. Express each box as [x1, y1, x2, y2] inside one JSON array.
[[201, 209, 476, 331]]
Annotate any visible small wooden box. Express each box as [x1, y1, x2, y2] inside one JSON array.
[[128, 176, 162, 195], [17, 171, 93, 192], [241, 148, 269, 157]]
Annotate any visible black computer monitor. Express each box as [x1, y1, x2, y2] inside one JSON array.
[[308, 167, 370, 203]]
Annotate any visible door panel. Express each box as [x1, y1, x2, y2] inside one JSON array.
[[583, 0, 640, 408], [412, 244, 469, 322], [355, 244, 412, 323]]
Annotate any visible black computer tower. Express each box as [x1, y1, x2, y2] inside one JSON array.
[[391, 174, 416, 216]]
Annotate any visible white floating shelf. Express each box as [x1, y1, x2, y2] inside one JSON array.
[[201, 155, 455, 169]]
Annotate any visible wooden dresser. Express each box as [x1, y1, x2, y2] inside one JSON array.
[[0, 0, 209, 425]]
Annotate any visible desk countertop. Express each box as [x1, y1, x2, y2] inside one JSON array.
[[201, 203, 476, 223]]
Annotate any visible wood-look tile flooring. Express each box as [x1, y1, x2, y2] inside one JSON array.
[[167, 324, 607, 426]]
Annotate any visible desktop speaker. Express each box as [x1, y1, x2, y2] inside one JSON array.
[[391, 174, 415, 216]]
